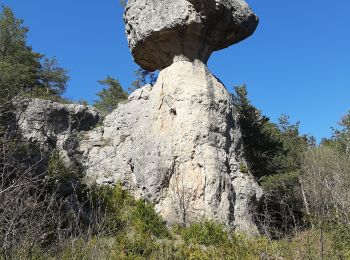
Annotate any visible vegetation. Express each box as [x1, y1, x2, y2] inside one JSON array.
[[93, 76, 128, 114], [93, 69, 157, 114], [0, 6, 69, 104], [129, 68, 157, 92], [233, 85, 314, 179]]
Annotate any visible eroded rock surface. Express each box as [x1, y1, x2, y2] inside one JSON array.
[[124, 0, 258, 71], [15, 98, 100, 162], [80, 60, 262, 235], [14, 0, 262, 236]]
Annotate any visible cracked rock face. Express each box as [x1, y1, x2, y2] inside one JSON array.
[[80, 60, 263, 235], [124, 0, 258, 71], [14, 0, 262, 235], [15, 98, 100, 163]]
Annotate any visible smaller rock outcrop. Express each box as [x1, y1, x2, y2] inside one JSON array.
[[15, 98, 100, 163]]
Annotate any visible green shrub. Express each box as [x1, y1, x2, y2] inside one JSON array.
[[115, 232, 160, 259], [260, 171, 304, 237], [325, 222, 350, 258], [132, 200, 169, 238], [181, 221, 228, 246], [89, 184, 134, 234]]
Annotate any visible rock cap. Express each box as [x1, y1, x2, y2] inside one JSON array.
[[124, 0, 258, 71]]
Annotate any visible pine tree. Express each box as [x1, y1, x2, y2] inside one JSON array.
[[94, 76, 128, 114], [0, 6, 69, 103], [0, 6, 42, 103]]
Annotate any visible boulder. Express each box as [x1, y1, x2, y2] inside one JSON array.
[[124, 0, 258, 71]]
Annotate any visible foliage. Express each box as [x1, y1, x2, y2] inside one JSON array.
[[37, 57, 69, 96], [233, 85, 312, 179], [93, 76, 128, 114], [0, 6, 69, 104], [132, 200, 169, 238], [322, 110, 350, 156], [119, 0, 128, 8], [233, 85, 284, 178], [0, 5, 41, 102], [233, 85, 315, 238], [260, 171, 304, 238], [300, 146, 350, 225], [180, 221, 228, 246], [129, 68, 157, 92]]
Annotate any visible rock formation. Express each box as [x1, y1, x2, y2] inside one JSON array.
[[124, 0, 259, 71], [15, 0, 263, 235], [15, 98, 100, 162], [84, 0, 261, 234], [80, 60, 262, 234]]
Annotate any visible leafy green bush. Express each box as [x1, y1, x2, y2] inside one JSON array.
[[180, 221, 228, 246], [132, 200, 169, 238]]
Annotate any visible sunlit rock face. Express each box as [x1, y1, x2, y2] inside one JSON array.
[[80, 60, 262, 235], [124, 0, 259, 71], [88, 0, 263, 235], [12, 0, 262, 236]]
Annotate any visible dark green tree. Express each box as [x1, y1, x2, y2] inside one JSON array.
[[233, 85, 285, 178], [37, 57, 69, 97], [0, 6, 42, 103], [0, 6, 69, 103], [94, 76, 128, 114], [233, 85, 312, 179], [233, 86, 314, 237]]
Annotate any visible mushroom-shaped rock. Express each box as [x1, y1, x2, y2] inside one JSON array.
[[124, 0, 258, 71]]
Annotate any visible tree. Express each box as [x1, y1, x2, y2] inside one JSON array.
[[0, 6, 42, 103], [234, 85, 314, 238], [37, 57, 69, 96], [93, 76, 128, 114], [233, 85, 285, 178], [325, 111, 350, 156], [0, 6, 69, 103], [233, 85, 312, 179], [120, 0, 127, 8], [129, 68, 157, 92]]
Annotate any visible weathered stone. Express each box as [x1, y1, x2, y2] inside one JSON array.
[[80, 60, 262, 235], [124, 0, 258, 71], [13, 0, 262, 236], [15, 98, 100, 163]]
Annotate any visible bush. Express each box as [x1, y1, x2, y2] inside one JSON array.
[[259, 171, 304, 238], [180, 221, 228, 246], [132, 200, 169, 238]]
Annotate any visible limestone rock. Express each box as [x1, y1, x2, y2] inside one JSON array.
[[80, 60, 262, 235], [15, 98, 100, 162], [124, 0, 258, 71], [12, 0, 262, 236]]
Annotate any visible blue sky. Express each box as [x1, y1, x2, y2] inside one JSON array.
[[1, 0, 350, 141]]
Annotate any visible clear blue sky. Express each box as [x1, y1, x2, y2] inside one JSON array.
[[1, 0, 350, 141]]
